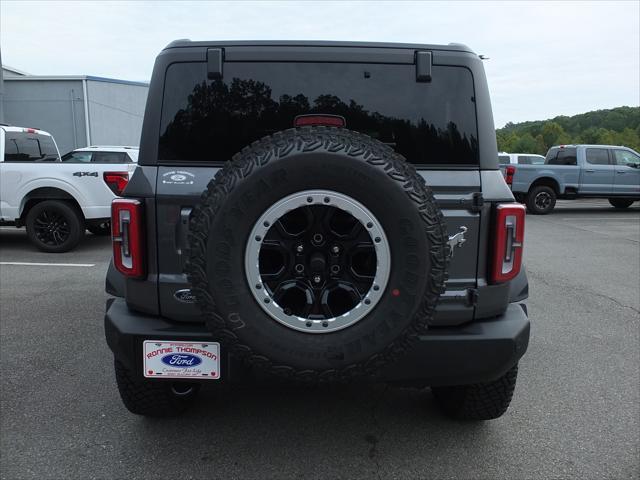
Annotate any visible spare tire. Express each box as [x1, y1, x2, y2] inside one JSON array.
[[186, 127, 448, 382]]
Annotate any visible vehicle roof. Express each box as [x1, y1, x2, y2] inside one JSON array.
[[0, 125, 53, 136], [551, 144, 633, 149], [163, 39, 476, 54], [74, 146, 139, 152], [500, 152, 545, 156]]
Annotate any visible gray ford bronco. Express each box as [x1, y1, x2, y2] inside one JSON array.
[[104, 40, 530, 420]]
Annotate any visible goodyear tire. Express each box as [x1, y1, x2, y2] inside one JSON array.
[[186, 127, 448, 382]]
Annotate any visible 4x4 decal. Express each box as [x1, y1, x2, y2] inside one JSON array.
[[73, 171, 98, 177]]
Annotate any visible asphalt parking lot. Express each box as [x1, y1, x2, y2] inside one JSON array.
[[1, 199, 638, 480]]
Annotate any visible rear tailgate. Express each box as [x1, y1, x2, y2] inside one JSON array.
[[156, 166, 481, 327]]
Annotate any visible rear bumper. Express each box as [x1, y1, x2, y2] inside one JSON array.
[[105, 298, 529, 386]]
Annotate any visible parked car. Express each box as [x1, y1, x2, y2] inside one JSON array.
[[0, 125, 137, 252], [104, 40, 530, 420], [498, 152, 546, 165], [505, 144, 640, 214]]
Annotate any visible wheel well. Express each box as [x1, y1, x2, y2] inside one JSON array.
[[529, 178, 560, 195], [19, 188, 84, 224]]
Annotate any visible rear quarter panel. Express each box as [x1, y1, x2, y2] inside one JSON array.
[[1, 163, 125, 219], [511, 164, 580, 194]]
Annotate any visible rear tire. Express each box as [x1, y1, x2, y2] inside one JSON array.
[[526, 185, 556, 214], [432, 364, 518, 420], [114, 359, 200, 417], [608, 198, 634, 209], [25, 200, 84, 253]]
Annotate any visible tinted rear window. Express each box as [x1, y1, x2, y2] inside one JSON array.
[[159, 62, 479, 165], [546, 147, 577, 165], [3, 132, 59, 162], [92, 152, 128, 163]]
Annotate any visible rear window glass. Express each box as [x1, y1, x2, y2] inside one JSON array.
[[585, 148, 610, 165], [546, 147, 577, 165], [159, 62, 479, 165], [62, 151, 93, 163], [3, 132, 59, 162], [92, 152, 128, 163], [498, 155, 511, 164]]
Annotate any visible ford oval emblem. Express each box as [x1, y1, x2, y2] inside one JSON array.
[[161, 354, 202, 368], [174, 289, 196, 303], [170, 174, 187, 182]]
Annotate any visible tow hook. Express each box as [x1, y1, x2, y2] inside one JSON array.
[[448, 226, 468, 257]]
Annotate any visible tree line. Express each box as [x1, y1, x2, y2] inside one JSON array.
[[496, 106, 639, 154]]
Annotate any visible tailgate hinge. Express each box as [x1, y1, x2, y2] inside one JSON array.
[[437, 192, 484, 213]]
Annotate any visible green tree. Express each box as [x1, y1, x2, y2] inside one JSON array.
[[541, 122, 566, 149], [496, 106, 640, 153], [512, 133, 538, 153], [534, 134, 546, 154]]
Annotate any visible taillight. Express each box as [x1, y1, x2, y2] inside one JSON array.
[[104, 172, 129, 196], [294, 114, 346, 128], [111, 199, 144, 278], [490, 203, 525, 284], [504, 165, 516, 186]]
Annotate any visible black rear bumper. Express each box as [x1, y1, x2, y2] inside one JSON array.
[[105, 298, 529, 386]]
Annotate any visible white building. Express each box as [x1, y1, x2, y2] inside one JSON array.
[[1, 64, 148, 154]]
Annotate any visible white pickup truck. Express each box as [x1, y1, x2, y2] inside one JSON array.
[[0, 125, 137, 252]]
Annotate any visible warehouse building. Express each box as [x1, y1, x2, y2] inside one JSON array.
[[0, 64, 148, 155]]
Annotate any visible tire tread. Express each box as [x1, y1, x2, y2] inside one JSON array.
[[432, 364, 518, 420]]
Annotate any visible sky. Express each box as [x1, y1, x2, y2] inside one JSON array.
[[1, 0, 638, 128]]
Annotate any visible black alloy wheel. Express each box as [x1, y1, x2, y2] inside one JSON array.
[[25, 200, 84, 253]]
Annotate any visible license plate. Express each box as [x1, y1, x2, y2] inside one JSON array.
[[143, 340, 220, 380]]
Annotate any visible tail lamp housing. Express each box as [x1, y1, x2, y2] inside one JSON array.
[[104, 171, 130, 196], [111, 198, 144, 278], [491, 203, 525, 284], [504, 165, 516, 186]]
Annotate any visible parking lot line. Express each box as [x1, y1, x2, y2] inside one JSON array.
[[559, 217, 639, 221], [0, 261, 95, 267]]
